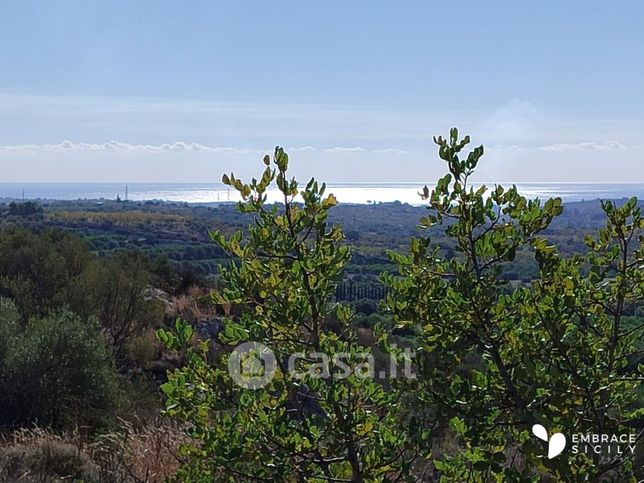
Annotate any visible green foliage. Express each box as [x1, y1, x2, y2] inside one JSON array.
[[5, 201, 44, 217], [0, 300, 123, 428], [384, 128, 642, 481], [0, 227, 175, 437], [0, 228, 164, 360], [69, 251, 164, 360], [0, 228, 91, 319], [160, 148, 414, 481]]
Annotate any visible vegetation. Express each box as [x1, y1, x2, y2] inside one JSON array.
[[155, 131, 642, 481], [0, 129, 641, 481], [0, 182, 622, 288], [0, 301, 121, 428], [385, 130, 643, 480], [159, 149, 415, 481], [0, 422, 186, 482], [0, 227, 192, 480]]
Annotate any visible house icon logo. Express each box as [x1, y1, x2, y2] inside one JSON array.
[[532, 424, 566, 459], [228, 341, 276, 389]]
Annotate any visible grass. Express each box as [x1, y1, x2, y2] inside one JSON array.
[[0, 419, 189, 482]]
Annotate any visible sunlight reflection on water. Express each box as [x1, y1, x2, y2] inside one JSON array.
[[1, 182, 643, 205]]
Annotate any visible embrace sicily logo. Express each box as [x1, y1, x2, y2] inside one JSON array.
[[532, 424, 567, 459]]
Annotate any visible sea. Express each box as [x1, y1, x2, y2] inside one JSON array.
[[0, 182, 643, 206]]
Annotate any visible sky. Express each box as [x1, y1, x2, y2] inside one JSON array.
[[1, 0, 643, 183]]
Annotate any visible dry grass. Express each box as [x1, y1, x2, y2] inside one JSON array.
[[171, 287, 218, 322], [0, 419, 189, 482], [0, 427, 99, 482], [126, 327, 165, 367]]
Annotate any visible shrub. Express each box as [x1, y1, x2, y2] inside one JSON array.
[[385, 129, 642, 481], [0, 301, 123, 429], [159, 148, 414, 481], [0, 228, 90, 319], [70, 253, 164, 361]]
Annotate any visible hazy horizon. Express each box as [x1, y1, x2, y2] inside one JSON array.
[[2, 181, 643, 206]]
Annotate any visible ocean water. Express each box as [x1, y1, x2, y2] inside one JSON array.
[[0, 182, 643, 205]]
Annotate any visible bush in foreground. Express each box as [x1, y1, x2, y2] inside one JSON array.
[[158, 131, 642, 481], [0, 300, 123, 429]]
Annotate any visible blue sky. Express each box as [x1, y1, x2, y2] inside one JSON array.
[[1, 1, 643, 182]]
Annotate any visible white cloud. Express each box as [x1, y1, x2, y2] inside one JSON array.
[[324, 146, 366, 153], [0, 141, 263, 155], [489, 141, 629, 153], [491, 145, 526, 152], [372, 148, 409, 155], [479, 99, 546, 144], [0, 141, 412, 157], [1, 94, 643, 183], [538, 141, 627, 152]]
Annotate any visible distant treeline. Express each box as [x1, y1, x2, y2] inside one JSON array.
[[335, 280, 389, 301]]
